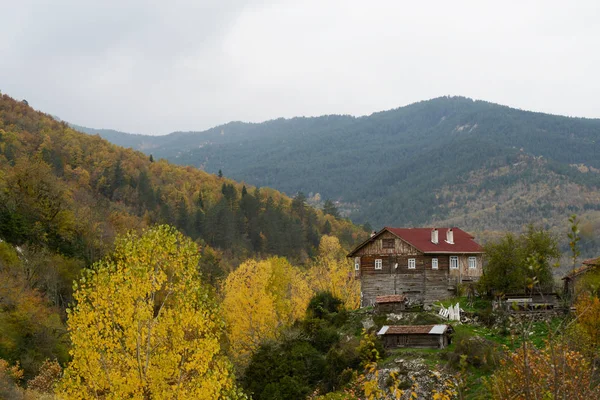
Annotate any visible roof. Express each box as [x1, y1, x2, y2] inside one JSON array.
[[377, 324, 452, 335], [376, 295, 407, 304], [348, 227, 483, 257], [562, 257, 600, 280]]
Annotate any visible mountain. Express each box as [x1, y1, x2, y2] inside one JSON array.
[[80, 96, 600, 254]]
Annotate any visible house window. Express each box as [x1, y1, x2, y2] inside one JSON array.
[[408, 258, 416, 269], [354, 257, 360, 271], [375, 259, 383, 270], [468, 257, 477, 269], [432, 258, 438, 270], [450, 256, 459, 269], [382, 239, 395, 249]]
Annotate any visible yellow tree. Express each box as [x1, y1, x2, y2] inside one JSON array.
[[222, 257, 311, 369], [309, 235, 361, 309], [58, 225, 242, 399], [567, 295, 600, 357]]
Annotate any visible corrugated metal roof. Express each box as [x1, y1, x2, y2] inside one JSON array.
[[378, 326, 389, 335], [377, 324, 452, 335], [429, 324, 449, 334], [376, 295, 407, 304]]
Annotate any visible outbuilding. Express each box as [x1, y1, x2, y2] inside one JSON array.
[[377, 324, 454, 349], [375, 294, 407, 313]]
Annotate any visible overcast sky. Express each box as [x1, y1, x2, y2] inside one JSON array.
[[1, 0, 599, 135]]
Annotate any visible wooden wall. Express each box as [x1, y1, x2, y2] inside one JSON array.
[[376, 302, 406, 313], [360, 272, 453, 306], [447, 254, 483, 280], [353, 232, 483, 306], [353, 231, 420, 257], [381, 334, 447, 349]]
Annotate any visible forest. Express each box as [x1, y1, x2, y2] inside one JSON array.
[[78, 96, 600, 257], [0, 94, 364, 395]]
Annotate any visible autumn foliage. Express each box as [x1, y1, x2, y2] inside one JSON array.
[[309, 236, 361, 310], [486, 341, 600, 399], [58, 225, 241, 399], [222, 257, 312, 369]]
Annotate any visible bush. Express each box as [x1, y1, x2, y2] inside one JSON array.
[[412, 312, 444, 325], [323, 338, 361, 392], [243, 340, 326, 400], [443, 330, 500, 372], [486, 341, 600, 399], [300, 318, 341, 353], [307, 291, 344, 320]]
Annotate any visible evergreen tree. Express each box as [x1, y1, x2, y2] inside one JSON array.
[[322, 199, 339, 218]]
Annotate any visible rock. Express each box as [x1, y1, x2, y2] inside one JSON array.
[[362, 317, 374, 330]]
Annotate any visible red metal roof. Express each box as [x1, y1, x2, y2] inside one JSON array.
[[386, 227, 483, 254], [376, 295, 407, 304]]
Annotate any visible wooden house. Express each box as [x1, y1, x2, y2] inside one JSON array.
[[348, 227, 484, 306], [375, 295, 407, 313], [377, 324, 454, 349], [562, 257, 600, 296]]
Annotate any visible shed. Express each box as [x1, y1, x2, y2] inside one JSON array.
[[562, 257, 599, 295], [375, 294, 407, 313], [377, 324, 453, 349]]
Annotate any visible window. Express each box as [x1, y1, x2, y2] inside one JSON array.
[[408, 258, 416, 269], [354, 257, 360, 271], [432, 258, 438, 270], [450, 256, 459, 269], [375, 259, 383, 270], [382, 239, 395, 249], [468, 257, 477, 269]]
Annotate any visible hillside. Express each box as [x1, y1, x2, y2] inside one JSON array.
[[2, 94, 365, 260], [79, 96, 600, 254], [0, 94, 366, 377]]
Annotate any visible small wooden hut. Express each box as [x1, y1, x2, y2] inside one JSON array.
[[375, 294, 407, 313], [562, 257, 599, 296], [377, 324, 453, 349]]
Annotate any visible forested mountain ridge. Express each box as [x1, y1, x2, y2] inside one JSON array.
[[1, 94, 363, 260], [79, 96, 600, 253]]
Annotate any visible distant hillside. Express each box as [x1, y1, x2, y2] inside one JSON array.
[[1, 94, 365, 266], [76, 97, 600, 255]]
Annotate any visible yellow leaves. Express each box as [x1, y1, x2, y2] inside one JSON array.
[[309, 235, 360, 310], [222, 257, 312, 370], [58, 225, 240, 399]]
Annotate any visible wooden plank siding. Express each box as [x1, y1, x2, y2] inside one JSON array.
[[355, 233, 482, 306], [381, 334, 448, 349], [353, 231, 420, 257]]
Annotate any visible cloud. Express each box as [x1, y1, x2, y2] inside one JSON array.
[[1, 0, 599, 134]]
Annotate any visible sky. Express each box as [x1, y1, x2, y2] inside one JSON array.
[[1, 0, 599, 135]]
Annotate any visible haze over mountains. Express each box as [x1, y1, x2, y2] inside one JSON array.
[[75, 96, 600, 254]]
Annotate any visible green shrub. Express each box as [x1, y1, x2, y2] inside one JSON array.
[[443, 330, 500, 372], [413, 312, 444, 325]]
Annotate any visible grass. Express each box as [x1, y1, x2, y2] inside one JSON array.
[[437, 296, 492, 313], [381, 347, 444, 369]]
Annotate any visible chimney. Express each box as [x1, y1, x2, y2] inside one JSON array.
[[446, 228, 454, 244], [431, 228, 438, 244], [370, 231, 377, 238]]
